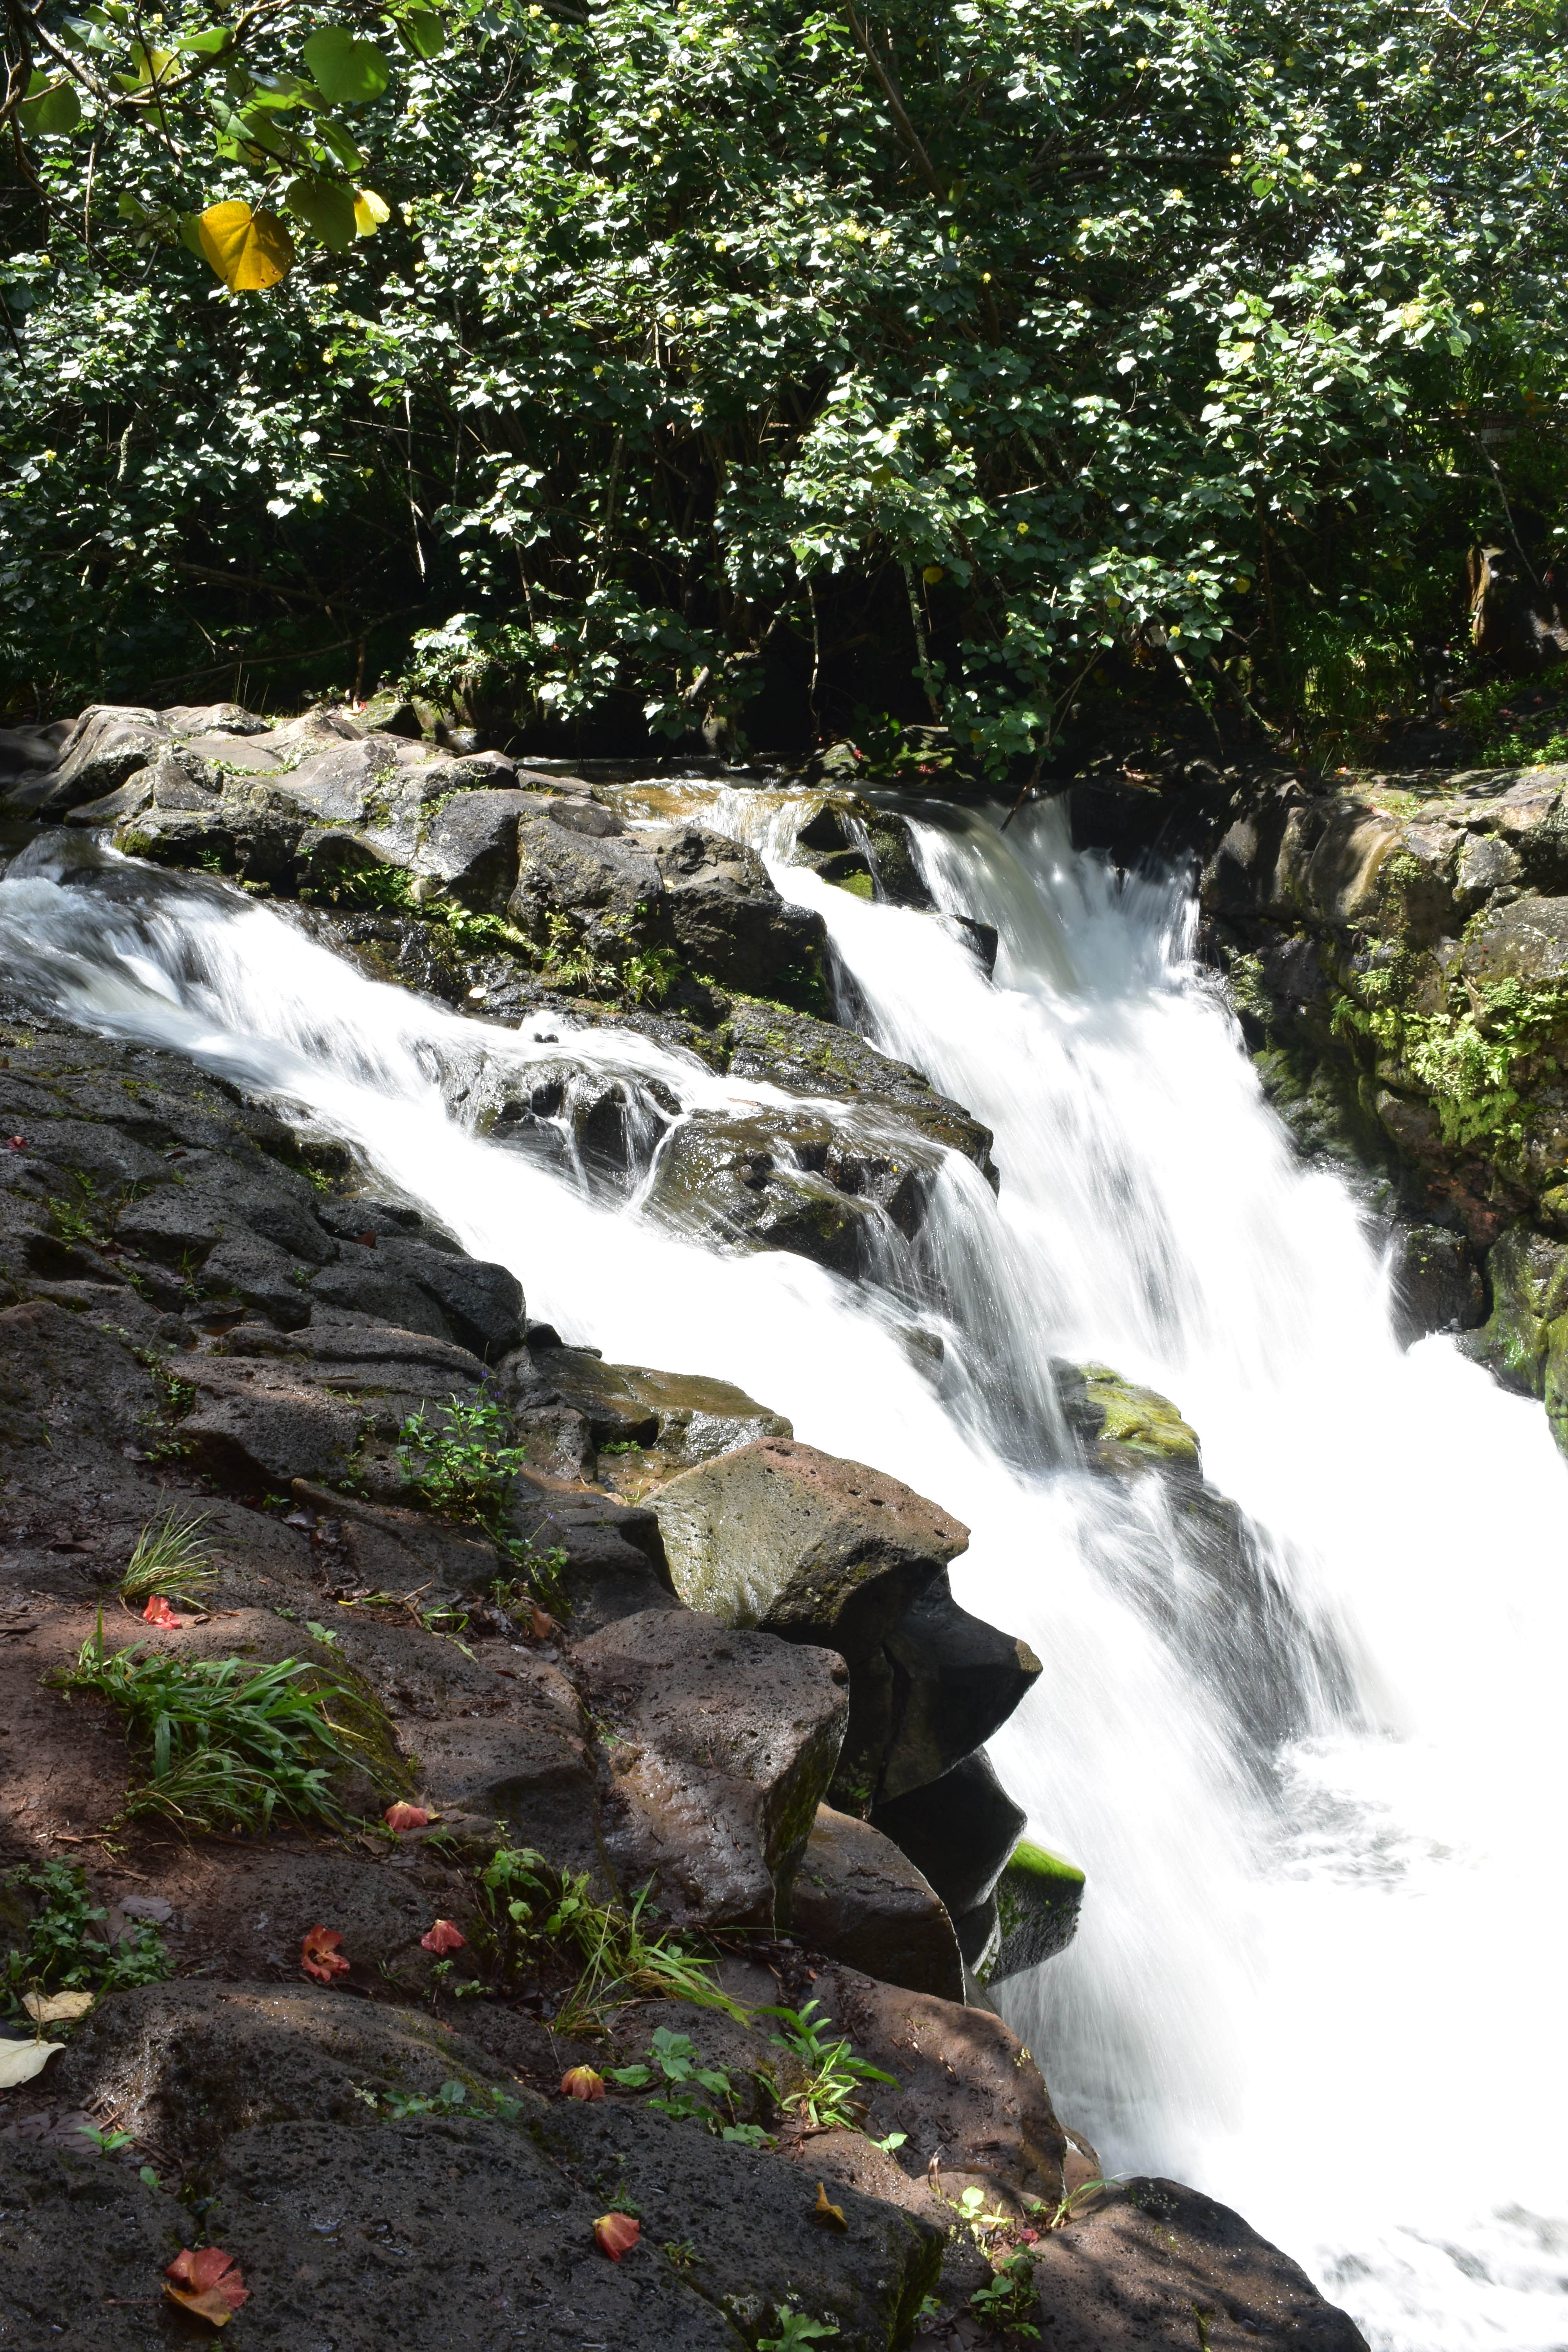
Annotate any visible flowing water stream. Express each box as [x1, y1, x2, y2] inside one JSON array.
[[2, 799, 1566, 2349]]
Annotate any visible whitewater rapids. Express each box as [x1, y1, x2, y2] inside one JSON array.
[[1, 798, 1564, 2349]]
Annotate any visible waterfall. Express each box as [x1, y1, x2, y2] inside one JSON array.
[[2, 809, 1566, 2350]]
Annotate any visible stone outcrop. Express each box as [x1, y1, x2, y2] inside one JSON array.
[[1199, 758, 1568, 1444], [786, 1803, 965, 2001]]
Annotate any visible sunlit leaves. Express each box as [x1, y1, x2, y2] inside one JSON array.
[[285, 177, 358, 252], [303, 26, 391, 105], [197, 201, 295, 289]]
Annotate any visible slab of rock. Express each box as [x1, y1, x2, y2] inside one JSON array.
[[178, 1360, 363, 1486], [412, 786, 535, 911], [532, 2096, 943, 2345], [25, 705, 172, 815], [653, 822, 828, 1000], [43, 1982, 530, 2167], [572, 1606, 848, 1928], [787, 1802, 964, 2000], [1019, 2176, 1371, 2350], [872, 1748, 1027, 1938], [206, 2115, 748, 2349], [809, 1959, 1074, 2211], [881, 1575, 1042, 1804], [507, 1475, 680, 1630], [650, 1437, 966, 1659], [522, 1345, 792, 1468]]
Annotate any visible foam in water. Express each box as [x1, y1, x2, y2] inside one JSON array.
[[2, 815, 1565, 2347]]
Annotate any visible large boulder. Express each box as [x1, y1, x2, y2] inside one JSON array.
[[24, 705, 172, 815], [786, 1802, 964, 2000], [648, 1107, 916, 1273], [1022, 2176, 1371, 2350], [653, 822, 829, 1001], [570, 1606, 848, 1929], [649, 1437, 966, 1659]]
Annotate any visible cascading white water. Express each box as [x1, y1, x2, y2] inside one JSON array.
[[2, 808, 1566, 2349]]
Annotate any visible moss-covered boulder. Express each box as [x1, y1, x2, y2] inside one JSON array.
[[1054, 1361, 1202, 1474], [990, 1838, 1087, 1984]]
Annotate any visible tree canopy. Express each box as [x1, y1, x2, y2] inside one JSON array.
[[4, 0, 1566, 767]]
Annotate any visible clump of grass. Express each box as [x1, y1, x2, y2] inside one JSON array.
[[59, 1618, 397, 1835], [118, 1507, 218, 1613], [474, 1845, 745, 2034], [758, 1997, 895, 2130]]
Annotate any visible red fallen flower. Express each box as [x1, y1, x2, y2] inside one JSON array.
[[5, 1137, 25, 1152], [300, 1924, 349, 1984], [142, 1593, 181, 1629], [560, 2065, 605, 2101], [593, 2212, 639, 2261], [164, 2245, 250, 2327], [384, 1802, 431, 1834], [420, 1917, 466, 1955]]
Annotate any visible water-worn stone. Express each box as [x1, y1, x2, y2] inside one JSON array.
[[1019, 2176, 1371, 2351], [786, 1802, 964, 2000], [648, 1108, 902, 1272], [412, 786, 535, 911], [1054, 1360, 1202, 1474], [523, 1346, 791, 1468], [1456, 1223, 1568, 1394], [650, 1437, 967, 1659], [572, 1606, 848, 1928], [990, 1837, 1087, 1982], [653, 823, 828, 1000], [872, 1748, 1027, 1932], [24, 705, 173, 815]]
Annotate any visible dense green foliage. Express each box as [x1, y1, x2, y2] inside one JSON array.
[[4, 0, 1567, 765]]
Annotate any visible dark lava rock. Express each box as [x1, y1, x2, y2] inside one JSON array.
[[572, 1606, 848, 1929], [786, 1802, 964, 2001], [872, 1748, 1026, 1933]]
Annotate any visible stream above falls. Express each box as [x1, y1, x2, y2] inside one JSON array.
[[1, 792, 1565, 2350]]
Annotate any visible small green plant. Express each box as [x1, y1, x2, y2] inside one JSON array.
[[47, 1182, 100, 1247], [757, 2309, 841, 2351], [608, 2023, 773, 2145], [76, 2125, 134, 2154], [967, 2251, 1041, 2339], [662, 2238, 701, 2269], [1, 1860, 171, 2022], [397, 1394, 524, 1531], [338, 862, 412, 911], [761, 1999, 895, 2131], [474, 1846, 744, 2030], [1042, 2176, 1118, 2230], [58, 1619, 397, 1835], [354, 2078, 524, 2124], [621, 944, 681, 1005], [118, 1507, 217, 1613]]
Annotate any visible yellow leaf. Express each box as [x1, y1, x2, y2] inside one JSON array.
[[0, 2038, 64, 2088], [22, 1990, 93, 2025], [197, 201, 294, 291], [353, 187, 391, 237], [813, 2181, 848, 2231]]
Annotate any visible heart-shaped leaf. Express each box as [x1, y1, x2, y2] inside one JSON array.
[[396, 9, 447, 60], [303, 27, 390, 105], [20, 76, 83, 135], [285, 177, 358, 253], [197, 201, 294, 290]]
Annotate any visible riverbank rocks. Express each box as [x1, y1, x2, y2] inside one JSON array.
[[1198, 757, 1568, 1444], [786, 1802, 964, 2000], [570, 1607, 849, 1928]]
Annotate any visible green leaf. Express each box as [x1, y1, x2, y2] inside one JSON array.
[[314, 117, 365, 171], [175, 27, 232, 54], [286, 176, 359, 252], [303, 26, 391, 105], [394, 9, 447, 60], [19, 76, 83, 134]]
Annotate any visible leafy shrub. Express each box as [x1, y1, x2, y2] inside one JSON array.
[[1, 1860, 172, 2021]]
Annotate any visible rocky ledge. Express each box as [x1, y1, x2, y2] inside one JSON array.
[[0, 971, 1368, 2345], [0, 703, 996, 1293], [1198, 759, 1568, 1446]]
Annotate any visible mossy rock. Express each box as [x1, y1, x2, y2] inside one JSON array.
[[1056, 1361, 1201, 1473], [989, 1838, 1086, 1982]]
